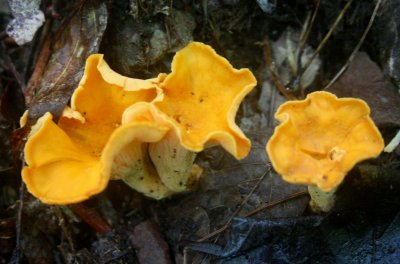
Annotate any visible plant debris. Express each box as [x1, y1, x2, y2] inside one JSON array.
[[0, 1, 400, 263], [327, 52, 400, 127], [6, 0, 45, 45], [26, 0, 108, 122]]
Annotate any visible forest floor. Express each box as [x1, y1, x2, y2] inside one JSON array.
[[1, 0, 400, 263]]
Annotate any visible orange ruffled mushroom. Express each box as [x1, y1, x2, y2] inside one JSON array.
[[266, 91, 384, 211], [22, 42, 257, 203], [154, 42, 257, 160], [129, 42, 256, 192], [22, 54, 160, 204], [101, 41, 257, 195]]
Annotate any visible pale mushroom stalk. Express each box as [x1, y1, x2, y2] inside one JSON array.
[[307, 185, 338, 212], [120, 143, 173, 200], [102, 122, 173, 200], [121, 102, 202, 195], [149, 131, 202, 192]]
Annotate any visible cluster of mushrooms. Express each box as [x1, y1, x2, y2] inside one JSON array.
[[21, 42, 257, 204], [21, 42, 384, 213]]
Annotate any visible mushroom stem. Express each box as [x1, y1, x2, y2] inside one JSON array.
[[307, 185, 337, 212], [119, 143, 172, 200], [149, 131, 202, 192]]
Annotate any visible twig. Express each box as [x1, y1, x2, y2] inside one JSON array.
[[384, 129, 400, 153], [53, 207, 75, 251], [295, 0, 320, 96], [299, 0, 321, 52], [301, 0, 354, 76], [24, 32, 53, 105], [12, 172, 25, 264], [211, 162, 266, 172], [262, 39, 297, 100], [202, 0, 208, 21], [23, 18, 52, 88], [0, 166, 12, 172], [197, 165, 271, 243], [244, 191, 308, 217], [324, 0, 383, 89], [0, 42, 25, 90], [69, 203, 111, 234], [184, 222, 256, 259]]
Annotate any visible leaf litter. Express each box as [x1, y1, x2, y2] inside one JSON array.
[[1, 1, 400, 263]]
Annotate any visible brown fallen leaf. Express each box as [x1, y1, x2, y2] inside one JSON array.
[[326, 52, 400, 127], [26, 0, 108, 124], [101, 3, 195, 77], [130, 220, 173, 264]]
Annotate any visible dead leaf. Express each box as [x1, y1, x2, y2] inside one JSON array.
[[130, 220, 173, 264], [327, 52, 400, 127], [27, 0, 108, 123], [101, 3, 195, 77], [153, 131, 308, 262]]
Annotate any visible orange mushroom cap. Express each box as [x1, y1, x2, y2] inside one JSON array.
[[266, 91, 384, 191], [154, 42, 257, 159], [22, 54, 160, 204], [22, 113, 104, 204], [57, 54, 159, 156]]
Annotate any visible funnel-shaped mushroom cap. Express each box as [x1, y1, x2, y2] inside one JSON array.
[[154, 42, 257, 159], [22, 113, 104, 204], [267, 91, 384, 191], [58, 54, 159, 156], [22, 54, 159, 204]]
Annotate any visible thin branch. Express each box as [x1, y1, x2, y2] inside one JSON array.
[[197, 165, 271, 242], [244, 191, 308, 217], [301, 0, 354, 76], [210, 162, 266, 172], [12, 173, 25, 264], [0, 42, 25, 90], [299, 0, 321, 52], [324, 0, 383, 89], [262, 39, 297, 100], [53, 207, 75, 251], [295, 0, 321, 96]]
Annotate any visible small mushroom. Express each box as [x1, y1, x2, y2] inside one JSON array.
[[266, 91, 384, 212], [22, 54, 161, 204]]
